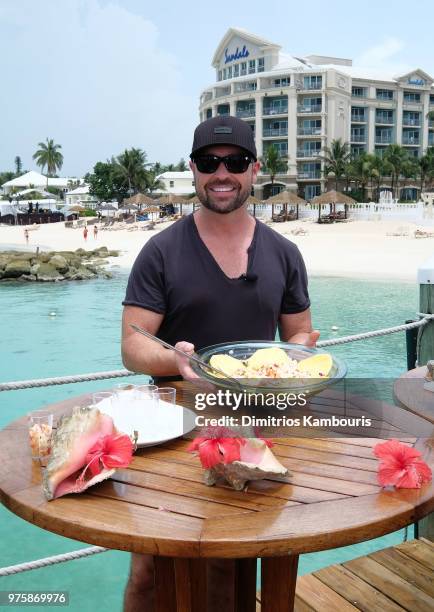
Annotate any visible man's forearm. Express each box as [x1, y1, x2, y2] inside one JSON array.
[[122, 337, 179, 376]]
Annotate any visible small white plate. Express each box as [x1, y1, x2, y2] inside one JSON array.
[[95, 395, 196, 447]]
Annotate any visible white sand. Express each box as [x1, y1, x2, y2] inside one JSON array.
[[1, 217, 433, 282]]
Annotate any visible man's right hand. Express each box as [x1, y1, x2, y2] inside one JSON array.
[[174, 341, 201, 382]]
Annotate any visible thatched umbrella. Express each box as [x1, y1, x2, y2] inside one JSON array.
[[141, 205, 161, 221], [157, 193, 187, 217], [123, 193, 154, 208], [181, 194, 200, 213], [266, 190, 306, 220], [311, 190, 355, 221], [246, 195, 262, 218]]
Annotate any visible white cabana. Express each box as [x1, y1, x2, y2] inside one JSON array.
[[1, 171, 80, 195]]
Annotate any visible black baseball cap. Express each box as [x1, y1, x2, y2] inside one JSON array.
[[191, 115, 257, 160]]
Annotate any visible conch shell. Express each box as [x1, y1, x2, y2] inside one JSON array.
[[43, 406, 132, 500], [189, 429, 289, 491]]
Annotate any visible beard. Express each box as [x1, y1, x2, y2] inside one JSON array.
[[196, 179, 251, 214]]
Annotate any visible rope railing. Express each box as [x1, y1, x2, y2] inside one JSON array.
[[0, 312, 432, 575], [0, 547, 108, 577], [1, 314, 432, 392]]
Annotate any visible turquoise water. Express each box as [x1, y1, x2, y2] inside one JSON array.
[[0, 273, 418, 610]]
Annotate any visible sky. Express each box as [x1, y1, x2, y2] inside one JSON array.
[[1, 0, 434, 177]]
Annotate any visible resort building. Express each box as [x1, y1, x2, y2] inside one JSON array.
[[199, 28, 434, 200], [155, 171, 195, 196], [64, 184, 98, 208], [1, 171, 79, 196]]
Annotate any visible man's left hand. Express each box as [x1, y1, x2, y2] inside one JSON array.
[[288, 330, 320, 347]]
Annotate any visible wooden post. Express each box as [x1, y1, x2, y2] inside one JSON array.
[[417, 255, 434, 541], [417, 255, 434, 366]]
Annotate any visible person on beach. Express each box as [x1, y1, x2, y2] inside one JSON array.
[[121, 116, 318, 611], [24, 228, 29, 245], [93, 225, 98, 239], [83, 226, 88, 241]]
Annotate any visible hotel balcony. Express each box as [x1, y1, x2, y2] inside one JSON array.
[[215, 86, 231, 98], [375, 136, 393, 144], [263, 107, 288, 116], [263, 127, 288, 137], [402, 119, 421, 127], [236, 109, 255, 118], [297, 127, 322, 136], [375, 117, 394, 125], [297, 171, 322, 179], [350, 135, 367, 143], [402, 137, 420, 146], [296, 150, 321, 158], [301, 83, 322, 91], [297, 105, 322, 114], [351, 115, 367, 123]]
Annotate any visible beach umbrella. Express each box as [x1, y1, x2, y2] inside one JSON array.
[[183, 195, 201, 213], [123, 193, 154, 209], [245, 195, 262, 218], [156, 194, 187, 205], [68, 204, 86, 212], [265, 190, 306, 220], [311, 190, 355, 220], [119, 203, 139, 212]]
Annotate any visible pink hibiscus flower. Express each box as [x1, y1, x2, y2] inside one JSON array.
[[373, 439, 432, 489], [78, 433, 134, 483]]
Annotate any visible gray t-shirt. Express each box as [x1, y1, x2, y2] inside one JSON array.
[[123, 214, 310, 350]]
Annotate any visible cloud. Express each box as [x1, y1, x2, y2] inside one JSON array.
[[0, 1, 197, 175], [353, 37, 413, 76]]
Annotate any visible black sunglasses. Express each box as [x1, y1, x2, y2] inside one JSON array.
[[192, 153, 253, 174]]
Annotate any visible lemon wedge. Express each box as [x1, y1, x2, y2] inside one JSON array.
[[209, 354, 246, 377], [297, 354, 333, 378], [247, 347, 290, 370]]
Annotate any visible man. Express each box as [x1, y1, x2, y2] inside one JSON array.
[[121, 115, 319, 610]]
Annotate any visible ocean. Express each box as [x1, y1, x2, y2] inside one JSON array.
[[0, 272, 418, 610]]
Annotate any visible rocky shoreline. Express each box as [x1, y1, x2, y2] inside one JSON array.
[[0, 246, 119, 282]]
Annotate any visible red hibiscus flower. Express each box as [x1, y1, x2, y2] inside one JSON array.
[[373, 439, 432, 489], [78, 433, 134, 482], [188, 426, 245, 469]]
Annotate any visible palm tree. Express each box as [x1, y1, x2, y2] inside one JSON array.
[[321, 139, 350, 190], [32, 139, 63, 187], [116, 148, 148, 194], [383, 145, 408, 198], [176, 158, 187, 171], [369, 154, 388, 201], [14, 156, 22, 175], [418, 148, 434, 193], [261, 145, 288, 190], [351, 153, 373, 201]]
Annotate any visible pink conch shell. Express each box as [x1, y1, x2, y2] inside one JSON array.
[[43, 406, 119, 500], [204, 438, 289, 490]]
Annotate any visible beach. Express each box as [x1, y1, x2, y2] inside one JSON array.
[[1, 217, 433, 282]]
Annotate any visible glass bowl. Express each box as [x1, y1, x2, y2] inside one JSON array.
[[191, 341, 347, 396]]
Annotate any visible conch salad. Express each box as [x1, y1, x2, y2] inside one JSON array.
[[29, 423, 52, 458], [210, 348, 333, 379]]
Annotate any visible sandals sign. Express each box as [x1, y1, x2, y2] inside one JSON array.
[[224, 45, 249, 64]]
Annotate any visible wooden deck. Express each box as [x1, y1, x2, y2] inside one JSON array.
[[256, 539, 434, 611]]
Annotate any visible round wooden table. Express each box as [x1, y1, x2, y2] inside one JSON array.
[[394, 366, 434, 425], [1, 382, 434, 611]]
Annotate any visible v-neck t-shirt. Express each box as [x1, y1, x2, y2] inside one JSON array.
[[123, 214, 310, 350]]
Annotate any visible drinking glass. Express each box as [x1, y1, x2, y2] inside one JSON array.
[[28, 411, 53, 462], [152, 387, 177, 407], [91, 391, 114, 409]]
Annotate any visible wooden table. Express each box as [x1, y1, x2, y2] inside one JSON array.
[[394, 366, 434, 425], [1, 383, 434, 611]]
